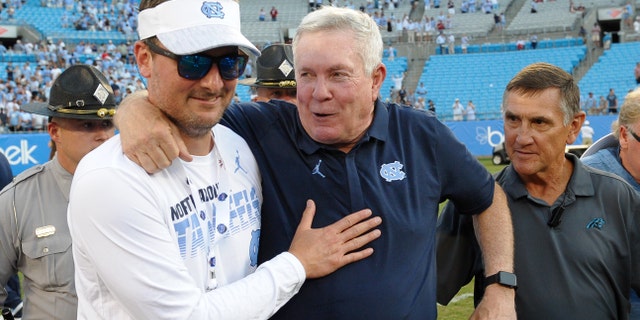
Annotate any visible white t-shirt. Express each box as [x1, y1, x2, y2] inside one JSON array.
[[68, 125, 305, 320]]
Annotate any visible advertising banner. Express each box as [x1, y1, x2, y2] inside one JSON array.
[[0, 133, 51, 176], [444, 115, 618, 156], [0, 25, 18, 38]]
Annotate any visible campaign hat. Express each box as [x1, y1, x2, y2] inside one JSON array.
[[21, 65, 117, 120], [239, 44, 296, 88]]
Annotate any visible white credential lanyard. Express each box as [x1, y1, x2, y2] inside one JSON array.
[[181, 142, 232, 290]]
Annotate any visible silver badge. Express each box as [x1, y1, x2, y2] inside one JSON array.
[[93, 84, 109, 105], [278, 60, 293, 77]]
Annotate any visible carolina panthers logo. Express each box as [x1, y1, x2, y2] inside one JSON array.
[[586, 218, 605, 230], [201, 1, 225, 19], [380, 161, 406, 182]]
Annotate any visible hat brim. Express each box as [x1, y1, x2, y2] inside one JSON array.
[[21, 102, 116, 120], [21, 102, 50, 116], [238, 77, 259, 87], [237, 78, 297, 88]]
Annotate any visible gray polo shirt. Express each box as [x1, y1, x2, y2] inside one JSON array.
[[437, 154, 640, 320]]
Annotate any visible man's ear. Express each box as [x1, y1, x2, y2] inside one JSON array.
[[619, 125, 631, 149], [134, 41, 152, 78], [567, 111, 586, 144], [371, 63, 387, 101], [48, 121, 61, 144]]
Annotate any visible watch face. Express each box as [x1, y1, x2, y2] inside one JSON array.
[[498, 271, 517, 287]]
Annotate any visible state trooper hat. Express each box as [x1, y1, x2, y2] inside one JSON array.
[[239, 44, 296, 88], [22, 64, 117, 120]]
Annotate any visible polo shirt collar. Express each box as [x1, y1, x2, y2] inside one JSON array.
[[499, 153, 596, 201], [567, 153, 596, 197]]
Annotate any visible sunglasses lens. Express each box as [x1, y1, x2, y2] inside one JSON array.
[[218, 55, 247, 80], [177, 54, 247, 80], [178, 55, 213, 80]]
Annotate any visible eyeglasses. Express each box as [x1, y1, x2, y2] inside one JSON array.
[[626, 126, 640, 143], [145, 40, 247, 81]]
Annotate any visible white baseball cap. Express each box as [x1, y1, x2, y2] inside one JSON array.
[[137, 0, 260, 57]]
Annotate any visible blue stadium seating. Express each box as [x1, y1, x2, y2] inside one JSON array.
[[418, 45, 587, 120], [12, 0, 133, 45], [379, 57, 409, 102], [579, 42, 640, 107]]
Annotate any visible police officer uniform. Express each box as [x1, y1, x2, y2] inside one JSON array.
[[0, 65, 117, 320]]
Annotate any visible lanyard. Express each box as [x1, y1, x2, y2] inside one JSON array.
[[181, 141, 231, 290]]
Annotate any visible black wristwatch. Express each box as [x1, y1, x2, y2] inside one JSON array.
[[484, 271, 517, 289]]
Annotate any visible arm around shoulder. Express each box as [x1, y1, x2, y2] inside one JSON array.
[[115, 90, 190, 173]]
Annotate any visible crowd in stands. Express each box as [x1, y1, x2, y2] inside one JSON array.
[[257, 6, 279, 21], [69, 2, 137, 36], [0, 38, 143, 132], [0, 0, 138, 38], [368, 0, 506, 47], [0, 1, 143, 132], [0, 0, 25, 18], [47, 0, 138, 37], [582, 88, 622, 116], [0, 0, 636, 126]]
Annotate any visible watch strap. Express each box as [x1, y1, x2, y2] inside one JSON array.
[[484, 271, 517, 289]]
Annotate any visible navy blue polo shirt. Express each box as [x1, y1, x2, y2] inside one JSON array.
[[221, 99, 495, 319]]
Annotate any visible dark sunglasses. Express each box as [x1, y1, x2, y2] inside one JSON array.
[[145, 40, 247, 81], [626, 126, 640, 143]]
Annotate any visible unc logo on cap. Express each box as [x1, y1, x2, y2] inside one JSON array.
[[201, 1, 224, 19]]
